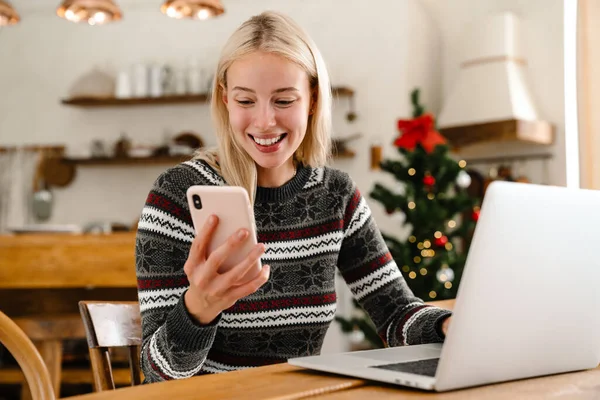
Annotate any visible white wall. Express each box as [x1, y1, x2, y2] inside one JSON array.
[[421, 0, 565, 186]]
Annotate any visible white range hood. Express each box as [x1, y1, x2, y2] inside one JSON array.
[[437, 12, 554, 148]]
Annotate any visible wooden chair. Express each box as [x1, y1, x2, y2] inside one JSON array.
[[78, 301, 143, 391], [13, 314, 86, 400], [0, 310, 56, 400]]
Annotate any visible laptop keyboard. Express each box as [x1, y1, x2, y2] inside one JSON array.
[[371, 358, 439, 377]]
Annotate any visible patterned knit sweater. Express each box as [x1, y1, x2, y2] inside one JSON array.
[[135, 159, 451, 382]]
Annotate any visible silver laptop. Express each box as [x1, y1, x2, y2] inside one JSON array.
[[289, 181, 600, 391]]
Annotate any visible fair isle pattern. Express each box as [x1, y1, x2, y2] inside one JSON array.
[[262, 232, 343, 261], [348, 262, 402, 300], [138, 287, 187, 313], [303, 167, 325, 189], [135, 160, 451, 382], [203, 359, 247, 373], [183, 160, 226, 185], [149, 326, 205, 379], [386, 301, 422, 345], [219, 303, 338, 329], [401, 306, 440, 346], [138, 207, 194, 242], [344, 196, 371, 237]]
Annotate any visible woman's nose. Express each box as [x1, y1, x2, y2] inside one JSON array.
[[253, 105, 276, 130]]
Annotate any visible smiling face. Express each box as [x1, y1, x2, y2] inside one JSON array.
[[223, 51, 313, 171]]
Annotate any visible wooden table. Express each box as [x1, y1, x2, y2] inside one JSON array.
[[63, 362, 600, 400], [0, 233, 139, 396], [35, 295, 596, 400]]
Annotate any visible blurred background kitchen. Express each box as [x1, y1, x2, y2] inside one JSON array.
[[2, 0, 585, 235], [1, 0, 599, 398]]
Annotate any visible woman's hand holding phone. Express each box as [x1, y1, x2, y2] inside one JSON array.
[[183, 214, 270, 325]]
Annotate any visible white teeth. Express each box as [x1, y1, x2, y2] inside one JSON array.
[[253, 134, 283, 146]]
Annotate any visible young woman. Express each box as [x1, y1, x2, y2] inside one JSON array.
[[136, 10, 452, 382]]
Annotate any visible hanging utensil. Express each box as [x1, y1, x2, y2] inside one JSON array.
[[40, 147, 76, 187], [31, 149, 54, 222]]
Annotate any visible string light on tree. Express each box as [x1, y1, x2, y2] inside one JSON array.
[[421, 249, 435, 257]]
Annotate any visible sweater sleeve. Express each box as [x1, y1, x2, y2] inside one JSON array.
[[135, 162, 220, 382], [337, 178, 451, 347]]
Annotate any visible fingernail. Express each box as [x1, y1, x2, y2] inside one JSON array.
[[238, 229, 248, 239], [208, 215, 216, 225]]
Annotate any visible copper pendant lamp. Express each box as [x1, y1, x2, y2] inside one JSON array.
[[57, 0, 122, 25], [161, 0, 224, 20], [0, 1, 19, 26]]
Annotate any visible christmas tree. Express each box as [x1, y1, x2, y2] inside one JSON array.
[[336, 89, 479, 349]]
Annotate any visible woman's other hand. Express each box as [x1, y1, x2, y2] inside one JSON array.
[[442, 316, 452, 336]]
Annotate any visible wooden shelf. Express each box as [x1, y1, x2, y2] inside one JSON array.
[[61, 155, 191, 166], [61, 86, 354, 108], [332, 86, 354, 97], [439, 119, 555, 149], [333, 149, 356, 159], [61, 94, 209, 107], [62, 149, 353, 166]]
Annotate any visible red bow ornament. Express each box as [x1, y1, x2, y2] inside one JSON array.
[[393, 113, 447, 153]]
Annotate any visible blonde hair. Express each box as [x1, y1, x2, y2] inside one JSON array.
[[194, 10, 332, 202]]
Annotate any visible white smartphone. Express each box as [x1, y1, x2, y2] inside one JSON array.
[[186, 185, 262, 282]]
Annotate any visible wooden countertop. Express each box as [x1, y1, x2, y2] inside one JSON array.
[[0, 233, 138, 289]]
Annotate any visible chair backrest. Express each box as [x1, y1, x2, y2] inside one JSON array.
[[0, 310, 56, 400], [78, 301, 143, 391]]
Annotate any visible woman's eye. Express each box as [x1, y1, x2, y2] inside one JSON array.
[[275, 100, 295, 106], [236, 100, 254, 106]]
